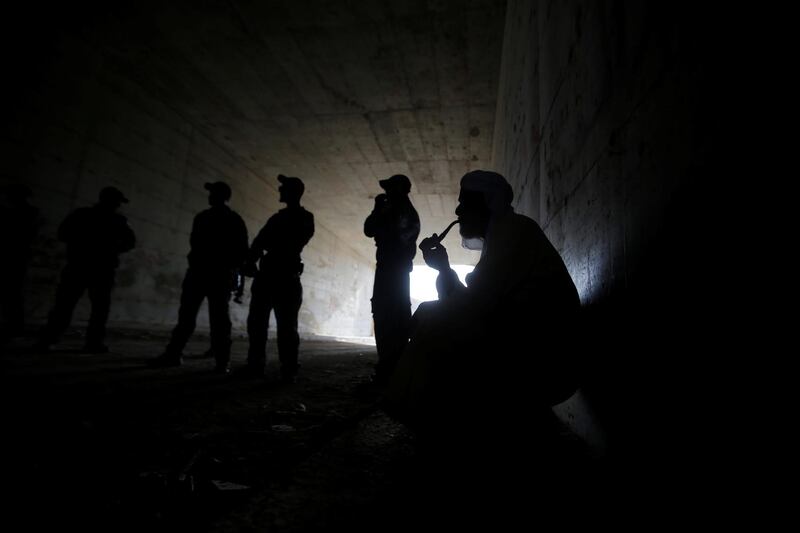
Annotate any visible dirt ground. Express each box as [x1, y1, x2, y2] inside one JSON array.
[[1, 330, 603, 531]]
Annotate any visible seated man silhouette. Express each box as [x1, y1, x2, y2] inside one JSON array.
[[384, 170, 581, 435]]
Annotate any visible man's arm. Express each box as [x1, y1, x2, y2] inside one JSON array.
[[419, 226, 466, 299], [245, 216, 273, 269], [364, 194, 388, 238], [301, 212, 315, 247], [436, 268, 466, 299], [117, 218, 136, 254], [397, 207, 420, 246]]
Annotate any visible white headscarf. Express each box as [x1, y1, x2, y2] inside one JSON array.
[[459, 170, 514, 252]]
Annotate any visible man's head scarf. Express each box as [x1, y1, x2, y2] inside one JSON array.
[[459, 170, 514, 251]]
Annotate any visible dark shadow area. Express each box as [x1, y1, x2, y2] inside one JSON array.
[[2, 332, 603, 531], [0, 184, 39, 341], [2, 334, 378, 531], [35, 187, 135, 353], [574, 167, 736, 520]]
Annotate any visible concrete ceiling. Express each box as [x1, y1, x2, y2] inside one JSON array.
[[79, 0, 508, 265]]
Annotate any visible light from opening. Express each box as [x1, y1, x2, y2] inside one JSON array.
[[409, 264, 474, 311]]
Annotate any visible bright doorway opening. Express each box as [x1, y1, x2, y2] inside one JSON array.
[[409, 264, 475, 312]]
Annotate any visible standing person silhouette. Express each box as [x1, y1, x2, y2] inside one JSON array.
[[364, 174, 420, 385], [239, 175, 314, 383], [0, 183, 39, 342], [149, 181, 248, 373], [35, 186, 135, 353]]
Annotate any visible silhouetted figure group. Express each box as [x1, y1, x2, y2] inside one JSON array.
[[13, 168, 581, 421], [144, 175, 314, 379], [7, 168, 587, 532], [13, 174, 315, 381]]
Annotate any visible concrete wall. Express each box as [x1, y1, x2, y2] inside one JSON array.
[[2, 20, 374, 339], [493, 1, 719, 457]]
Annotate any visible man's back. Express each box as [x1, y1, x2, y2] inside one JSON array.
[[364, 196, 420, 270], [252, 206, 314, 273], [438, 212, 578, 316], [1, 203, 38, 256], [188, 205, 249, 271], [59, 206, 135, 268]]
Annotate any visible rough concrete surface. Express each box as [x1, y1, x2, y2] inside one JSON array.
[[2, 329, 604, 531]]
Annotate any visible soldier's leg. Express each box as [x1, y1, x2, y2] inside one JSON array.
[[370, 269, 388, 365], [165, 269, 205, 356], [39, 264, 87, 345], [373, 269, 411, 382], [246, 275, 273, 370], [390, 269, 412, 363], [274, 276, 302, 378], [372, 305, 397, 381], [207, 274, 232, 371], [85, 269, 115, 349]]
